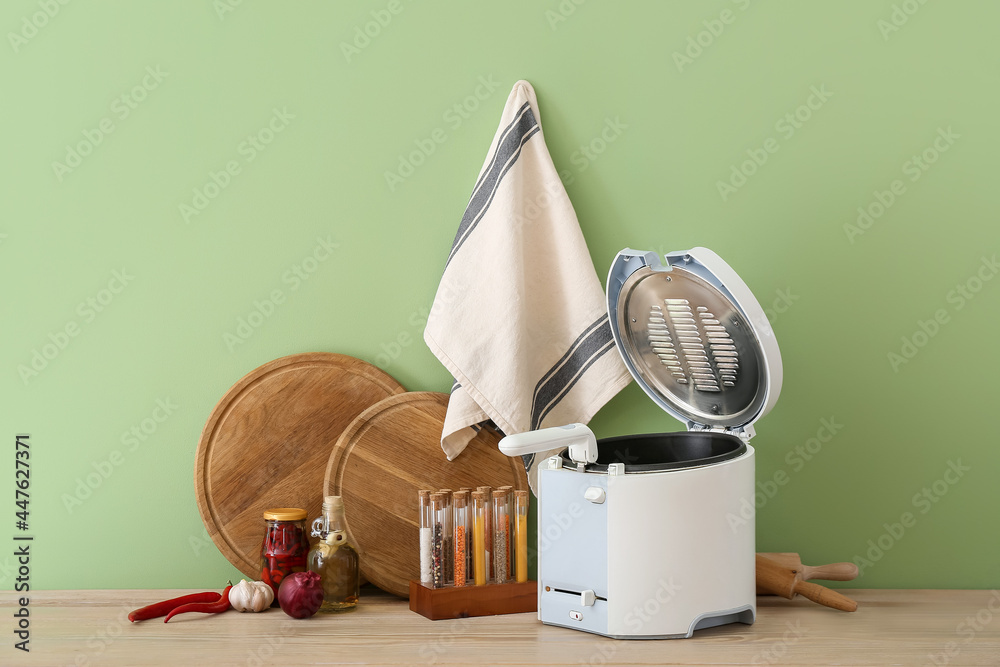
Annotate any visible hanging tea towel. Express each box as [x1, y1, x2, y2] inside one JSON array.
[[423, 80, 632, 491]]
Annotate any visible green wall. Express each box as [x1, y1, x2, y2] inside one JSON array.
[[2, 1, 997, 590]]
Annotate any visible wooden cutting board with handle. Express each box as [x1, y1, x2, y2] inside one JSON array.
[[324, 391, 529, 599], [195, 353, 404, 580]]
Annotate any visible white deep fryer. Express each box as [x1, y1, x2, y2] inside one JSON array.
[[500, 247, 782, 639]]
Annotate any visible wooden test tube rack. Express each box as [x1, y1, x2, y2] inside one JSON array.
[[408, 580, 537, 620]]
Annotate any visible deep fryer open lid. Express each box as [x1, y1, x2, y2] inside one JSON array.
[[606, 248, 782, 440]]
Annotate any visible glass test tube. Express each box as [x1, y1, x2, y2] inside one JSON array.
[[430, 493, 445, 588], [477, 486, 493, 580], [515, 490, 528, 583], [455, 490, 473, 585], [418, 489, 432, 586], [471, 491, 487, 586], [492, 490, 509, 584], [440, 489, 454, 584], [453, 493, 468, 587], [499, 485, 513, 579]]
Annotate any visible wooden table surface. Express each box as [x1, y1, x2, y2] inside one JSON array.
[[3, 588, 999, 666]]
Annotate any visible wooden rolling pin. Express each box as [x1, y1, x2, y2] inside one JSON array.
[[756, 552, 859, 593], [755, 554, 858, 612]]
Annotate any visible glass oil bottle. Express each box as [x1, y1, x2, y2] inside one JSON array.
[[308, 495, 360, 611]]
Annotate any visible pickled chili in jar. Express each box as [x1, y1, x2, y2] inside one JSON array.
[[260, 508, 309, 596]]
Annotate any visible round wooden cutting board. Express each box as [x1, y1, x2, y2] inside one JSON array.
[[196, 353, 404, 579], [324, 391, 529, 598]]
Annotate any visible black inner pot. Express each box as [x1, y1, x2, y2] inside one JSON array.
[[561, 431, 747, 473]]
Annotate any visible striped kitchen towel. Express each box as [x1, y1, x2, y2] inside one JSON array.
[[423, 80, 632, 492]]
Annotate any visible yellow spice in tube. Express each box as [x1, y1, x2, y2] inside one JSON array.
[[516, 513, 528, 582], [473, 511, 486, 585]]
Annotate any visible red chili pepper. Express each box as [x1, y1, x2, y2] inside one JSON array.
[[128, 591, 221, 623], [164, 585, 232, 623]]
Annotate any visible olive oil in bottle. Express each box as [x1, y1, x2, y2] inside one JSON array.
[[308, 496, 360, 612]]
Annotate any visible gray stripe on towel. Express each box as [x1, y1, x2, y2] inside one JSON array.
[[445, 103, 540, 268], [529, 315, 615, 430]]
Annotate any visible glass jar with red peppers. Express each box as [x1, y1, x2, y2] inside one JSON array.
[[260, 508, 309, 597]]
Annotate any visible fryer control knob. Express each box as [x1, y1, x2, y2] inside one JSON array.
[[580, 590, 596, 607], [584, 487, 606, 504]]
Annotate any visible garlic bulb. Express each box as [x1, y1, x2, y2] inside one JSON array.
[[229, 579, 274, 613]]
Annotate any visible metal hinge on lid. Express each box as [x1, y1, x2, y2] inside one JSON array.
[[688, 423, 755, 443]]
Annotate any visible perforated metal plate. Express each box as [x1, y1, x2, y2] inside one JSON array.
[[615, 265, 767, 428]]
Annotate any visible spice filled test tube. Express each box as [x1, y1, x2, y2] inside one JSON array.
[[471, 491, 487, 586], [452, 493, 468, 587], [454, 490, 473, 585], [440, 489, 454, 585], [515, 490, 528, 583], [476, 486, 493, 580], [492, 490, 509, 584], [430, 493, 446, 588], [418, 490, 432, 586], [498, 485, 513, 579]]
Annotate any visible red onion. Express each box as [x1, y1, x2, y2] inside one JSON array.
[[278, 571, 324, 619]]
